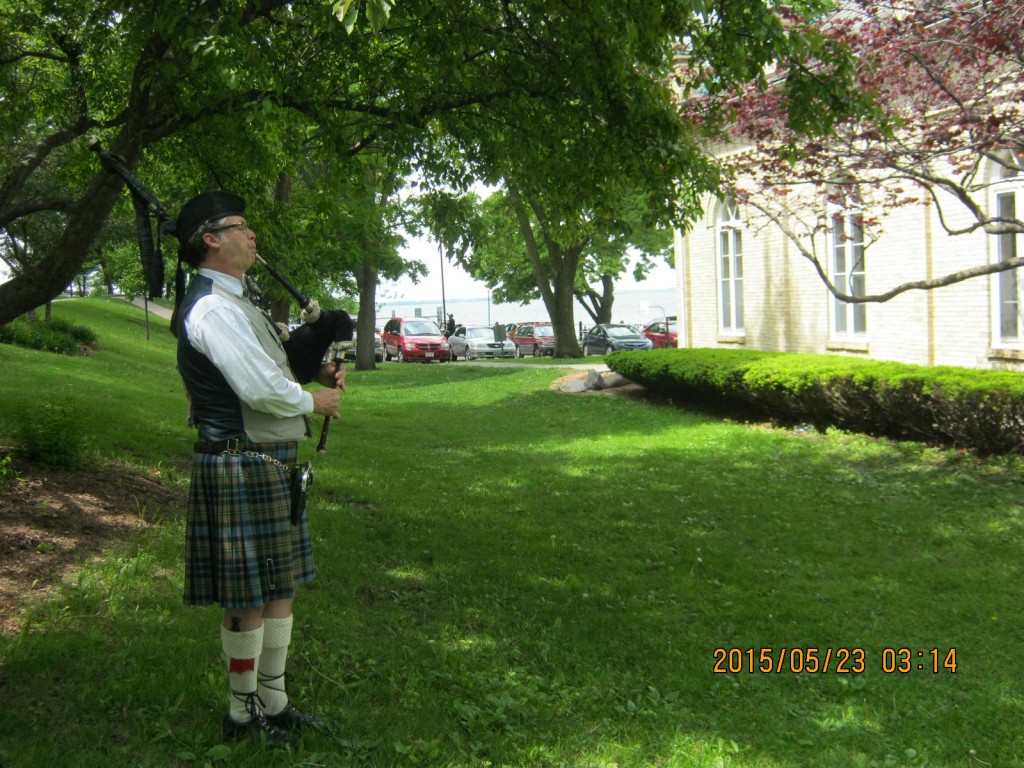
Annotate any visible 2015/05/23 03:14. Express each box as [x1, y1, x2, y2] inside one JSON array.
[[711, 647, 958, 674]]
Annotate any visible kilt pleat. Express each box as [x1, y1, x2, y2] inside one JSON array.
[[184, 441, 314, 608]]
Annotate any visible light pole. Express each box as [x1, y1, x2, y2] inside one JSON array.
[[438, 243, 447, 323]]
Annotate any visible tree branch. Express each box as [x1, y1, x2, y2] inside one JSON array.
[[745, 196, 1024, 304]]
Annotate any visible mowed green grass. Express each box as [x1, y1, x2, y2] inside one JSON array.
[[1, 298, 1022, 767]]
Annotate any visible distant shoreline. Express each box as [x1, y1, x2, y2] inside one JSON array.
[[376, 286, 678, 329]]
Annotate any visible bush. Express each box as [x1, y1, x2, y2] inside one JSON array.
[[608, 348, 1024, 455], [17, 400, 89, 469], [0, 316, 97, 355], [0, 453, 16, 489]]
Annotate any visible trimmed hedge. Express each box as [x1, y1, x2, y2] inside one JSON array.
[[607, 348, 1024, 455]]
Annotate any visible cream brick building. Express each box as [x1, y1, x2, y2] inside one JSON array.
[[673, 153, 1024, 371]]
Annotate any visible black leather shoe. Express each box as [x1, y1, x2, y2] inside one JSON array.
[[265, 702, 327, 732], [223, 712, 296, 749]]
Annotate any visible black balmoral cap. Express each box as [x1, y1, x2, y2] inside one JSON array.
[[175, 191, 246, 265], [176, 191, 245, 241]]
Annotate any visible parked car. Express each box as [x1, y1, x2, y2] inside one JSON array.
[[509, 322, 556, 357], [344, 328, 384, 362], [381, 317, 451, 362], [448, 325, 516, 360], [582, 323, 654, 355], [641, 319, 678, 349]]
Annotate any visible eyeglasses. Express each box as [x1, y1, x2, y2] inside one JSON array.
[[208, 221, 252, 235]]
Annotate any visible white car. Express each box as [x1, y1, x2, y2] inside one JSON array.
[[448, 325, 516, 360]]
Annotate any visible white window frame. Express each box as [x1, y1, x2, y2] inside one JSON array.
[[828, 189, 867, 339], [991, 152, 1023, 345], [717, 197, 744, 334]]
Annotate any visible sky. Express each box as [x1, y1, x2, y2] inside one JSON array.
[[379, 232, 678, 305]]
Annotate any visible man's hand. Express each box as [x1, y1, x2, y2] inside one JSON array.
[[311, 388, 341, 418], [315, 361, 347, 391]]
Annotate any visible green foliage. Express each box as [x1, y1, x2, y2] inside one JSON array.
[[334, 0, 394, 33], [0, 316, 97, 355], [608, 348, 1024, 454], [0, 453, 17, 489], [1, 0, 874, 328], [17, 399, 88, 469]]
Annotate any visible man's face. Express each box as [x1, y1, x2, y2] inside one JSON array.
[[202, 218, 256, 277]]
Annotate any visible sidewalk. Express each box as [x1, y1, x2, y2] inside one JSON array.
[[127, 296, 173, 320]]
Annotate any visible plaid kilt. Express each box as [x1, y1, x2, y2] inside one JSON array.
[[184, 440, 314, 609]]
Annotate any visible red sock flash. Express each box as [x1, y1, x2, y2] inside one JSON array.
[[229, 657, 256, 674]]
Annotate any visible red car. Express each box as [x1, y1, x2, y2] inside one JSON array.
[[508, 322, 556, 357], [381, 317, 451, 362], [641, 319, 678, 349]]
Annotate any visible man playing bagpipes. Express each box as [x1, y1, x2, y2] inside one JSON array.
[[171, 190, 349, 748]]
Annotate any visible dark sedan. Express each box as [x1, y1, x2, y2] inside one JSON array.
[[582, 323, 654, 355]]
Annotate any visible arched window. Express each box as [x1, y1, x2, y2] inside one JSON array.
[[829, 185, 867, 336], [717, 197, 744, 333], [994, 152, 1023, 342]]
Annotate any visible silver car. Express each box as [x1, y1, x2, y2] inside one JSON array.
[[448, 325, 516, 360], [344, 328, 384, 362]]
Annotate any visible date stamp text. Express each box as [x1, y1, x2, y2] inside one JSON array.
[[712, 647, 958, 674]]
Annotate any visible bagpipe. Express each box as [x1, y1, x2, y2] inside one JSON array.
[[91, 142, 353, 452]]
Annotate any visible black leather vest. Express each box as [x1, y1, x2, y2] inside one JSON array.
[[177, 275, 248, 441]]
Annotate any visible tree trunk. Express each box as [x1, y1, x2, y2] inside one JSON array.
[[508, 186, 583, 357], [550, 262, 583, 357], [0, 147, 134, 325], [270, 296, 291, 326], [103, 260, 116, 294], [270, 172, 294, 326], [576, 273, 615, 325], [354, 256, 379, 370]]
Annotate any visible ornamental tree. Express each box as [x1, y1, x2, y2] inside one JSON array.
[[712, 0, 1024, 302]]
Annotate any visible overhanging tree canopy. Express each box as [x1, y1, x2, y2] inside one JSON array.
[[1, 0, 868, 328]]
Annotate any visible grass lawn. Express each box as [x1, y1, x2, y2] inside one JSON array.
[[1, 298, 1022, 767]]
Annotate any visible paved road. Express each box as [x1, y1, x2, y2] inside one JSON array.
[[128, 296, 173, 319]]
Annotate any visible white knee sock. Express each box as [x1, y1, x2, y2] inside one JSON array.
[[221, 624, 264, 723], [259, 616, 293, 716]]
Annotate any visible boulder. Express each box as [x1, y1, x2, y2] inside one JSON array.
[[599, 371, 627, 389], [586, 369, 606, 390]]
